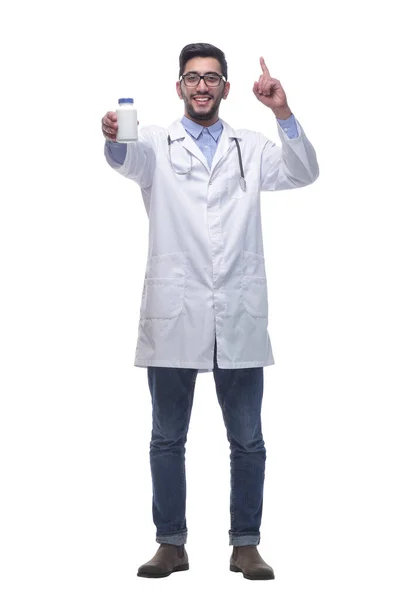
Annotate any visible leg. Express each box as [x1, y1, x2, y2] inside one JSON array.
[[147, 365, 198, 545], [212, 338, 266, 546]]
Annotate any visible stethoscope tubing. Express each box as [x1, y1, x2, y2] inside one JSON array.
[[167, 135, 246, 190]]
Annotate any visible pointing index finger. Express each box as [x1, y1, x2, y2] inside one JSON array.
[[260, 56, 270, 77]]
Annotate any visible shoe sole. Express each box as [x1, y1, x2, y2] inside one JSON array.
[[137, 563, 189, 578], [230, 564, 275, 580]]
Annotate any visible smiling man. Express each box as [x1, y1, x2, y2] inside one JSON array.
[[102, 42, 319, 580], [177, 57, 229, 125]]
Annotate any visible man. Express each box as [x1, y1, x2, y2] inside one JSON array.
[[102, 42, 319, 580]]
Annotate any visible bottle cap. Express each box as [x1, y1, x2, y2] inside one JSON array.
[[118, 98, 134, 104]]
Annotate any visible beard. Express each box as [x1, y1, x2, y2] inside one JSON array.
[[182, 90, 224, 122]]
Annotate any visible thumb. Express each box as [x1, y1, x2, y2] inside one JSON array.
[[253, 81, 260, 95]]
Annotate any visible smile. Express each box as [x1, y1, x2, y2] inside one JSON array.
[[193, 97, 212, 104]]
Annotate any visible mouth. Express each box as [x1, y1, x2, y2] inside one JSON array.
[[192, 96, 212, 107]]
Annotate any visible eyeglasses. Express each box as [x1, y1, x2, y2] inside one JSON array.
[[180, 72, 226, 87]]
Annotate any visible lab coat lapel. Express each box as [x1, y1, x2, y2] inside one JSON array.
[[210, 119, 241, 175], [167, 120, 209, 172]]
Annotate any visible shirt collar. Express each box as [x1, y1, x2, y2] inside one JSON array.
[[181, 115, 223, 141]]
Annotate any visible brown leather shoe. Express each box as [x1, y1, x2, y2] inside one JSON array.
[[137, 543, 189, 578], [230, 545, 275, 580]]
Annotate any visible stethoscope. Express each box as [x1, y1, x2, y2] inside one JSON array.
[[167, 135, 246, 192]]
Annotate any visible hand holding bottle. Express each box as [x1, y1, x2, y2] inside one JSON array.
[[102, 111, 118, 141], [102, 99, 139, 143]]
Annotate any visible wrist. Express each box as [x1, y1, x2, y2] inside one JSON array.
[[273, 107, 292, 120]]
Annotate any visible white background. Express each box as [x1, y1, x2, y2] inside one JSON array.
[[1, 0, 399, 597]]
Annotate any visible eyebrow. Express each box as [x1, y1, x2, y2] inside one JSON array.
[[184, 71, 222, 76]]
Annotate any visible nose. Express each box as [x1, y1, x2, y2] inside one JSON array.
[[196, 78, 209, 92]]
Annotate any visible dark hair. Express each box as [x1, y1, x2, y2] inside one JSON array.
[[179, 43, 228, 80]]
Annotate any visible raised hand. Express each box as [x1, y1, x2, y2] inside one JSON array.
[[252, 57, 291, 118]]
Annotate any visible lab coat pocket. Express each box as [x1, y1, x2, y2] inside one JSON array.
[[241, 277, 268, 318], [141, 278, 185, 319], [241, 250, 268, 318]]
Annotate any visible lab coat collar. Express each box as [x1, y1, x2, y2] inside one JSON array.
[[167, 118, 242, 174], [181, 115, 223, 142], [167, 118, 241, 142]]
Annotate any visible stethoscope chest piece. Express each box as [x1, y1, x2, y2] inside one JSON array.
[[239, 177, 246, 192]]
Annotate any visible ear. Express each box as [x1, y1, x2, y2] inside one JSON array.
[[176, 81, 183, 99], [222, 81, 230, 100]]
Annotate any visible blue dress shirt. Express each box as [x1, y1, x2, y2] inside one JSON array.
[[180, 115, 223, 168]]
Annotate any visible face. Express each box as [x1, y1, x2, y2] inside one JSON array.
[[176, 57, 230, 126]]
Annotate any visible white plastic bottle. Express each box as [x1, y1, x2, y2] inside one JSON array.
[[116, 98, 138, 142]]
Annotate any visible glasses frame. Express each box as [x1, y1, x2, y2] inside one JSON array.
[[180, 72, 226, 87]]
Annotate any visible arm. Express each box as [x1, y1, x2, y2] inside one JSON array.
[[102, 111, 156, 188], [104, 140, 128, 166], [253, 57, 319, 190], [259, 116, 319, 191], [276, 113, 299, 139]]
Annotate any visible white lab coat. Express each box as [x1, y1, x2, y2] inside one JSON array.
[[106, 116, 319, 372]]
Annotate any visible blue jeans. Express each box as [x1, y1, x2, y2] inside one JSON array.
[[147, 337, 266, 546]]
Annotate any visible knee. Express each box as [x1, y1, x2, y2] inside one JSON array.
[[230, 430, 266, 454], [150, 428, 188, 452]]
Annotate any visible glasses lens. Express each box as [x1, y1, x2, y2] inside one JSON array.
[[182, 74, 223, 87], [183, 74, 200, 86], [204, 75, 221, 87]]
